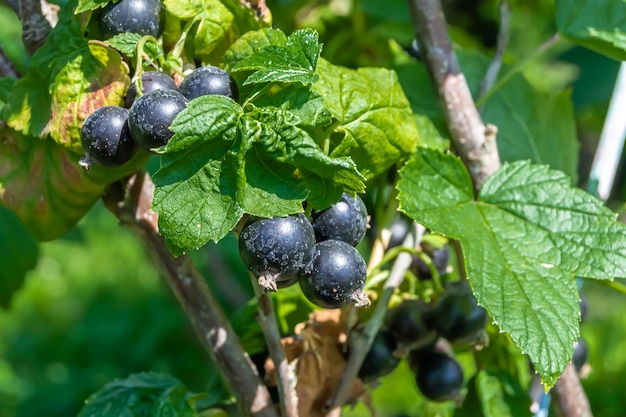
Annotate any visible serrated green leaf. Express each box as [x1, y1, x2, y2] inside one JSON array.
[[77, 372, 202, 417], [0, 128, 149, 241], [152, 96, 364, 252], [254, 85, 332, 127], [313, 58, 418, 179], [0, 205, 38, 309], [392, 48, 579, 182], [556, 0, 626, 61], [75, 0, 110, 13], [232, 29, 321, 85], [0, 77, 16, 104], [222, 28, 287, 73], [105, 33, 164, 64], [398, 147, 626, 387], [48, 41, 129, 154]]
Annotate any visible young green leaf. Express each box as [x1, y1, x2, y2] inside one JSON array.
[[77, 372, 203, 417], [0, 77, 16, 104], [556, 0, 626, 61], [152, 95, 364, 254], [0, 205, 38, 309], [75, 0, 110, 13], [312, 58, 418, 178], [105, 32, 164, 63], [222, 28, 288, 73], [232, 29, 321, 85], [398, 147, 626, 387], [253, 85, 332, 127]]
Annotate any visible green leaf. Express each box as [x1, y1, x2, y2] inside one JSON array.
[[152, 96, 364, 253], [253, 85, 332, 127], [0, 128, 149, 241], [312, 58, 418, 178], [397, 147, 626, 387], [0, 77, 16, 104], [76, 0, 110, 13], [222, 28, 287, 73], [457, 371, 531, 417], [556, 0, 626, 61], [0, 205, 38, 309], [77, 372, 203, 417], [391, 48, 579, 182], [232, 29, 321, 85]]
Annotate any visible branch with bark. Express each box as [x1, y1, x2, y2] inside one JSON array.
[[18, 0, 52, 54], [405, 0, 593, 416], [103, 172, 279, 417]]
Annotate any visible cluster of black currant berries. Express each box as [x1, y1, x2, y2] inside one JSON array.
[[79, 0, 238, 168], [238, 193, 371, 308], [358, 281, 488, 403]]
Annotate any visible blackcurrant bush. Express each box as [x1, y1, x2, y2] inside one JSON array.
[[298, 239, 370, 309], [410, 245, 449, 279], [179, 66, 239, 101], [99, 0, 164, 39], [358, 330, 400, 382], [128, 88, 188, 150], [434, 282, 488, 344], [125, 71, 178, 108], [79, 106, 136, 168], [410, 348, 464, 402], [312, 193, 368, 246], [386, 299, 437, 351], [238, 214, 316, 291], [573, 338, 587, 372]]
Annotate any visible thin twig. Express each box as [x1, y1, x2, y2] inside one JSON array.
[[326, 224, 425, 413], [407, 0, 501, 191], [551, 363, 593, 417], [0, 47, 19, 78], [103, 172, 279, 417], [251, 274, 299, 417], [18, 0, 51, 54], [478, 0, 511, 108]]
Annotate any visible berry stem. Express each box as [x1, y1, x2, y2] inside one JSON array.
[[250, 273, 300, 417], [103, 171, 279, 417]]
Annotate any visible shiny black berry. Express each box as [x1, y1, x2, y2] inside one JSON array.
[[358, 330, 400, 382], [125, 71, 178, 108], [298, 239, 369, 309], [128, 88, 188, 150], [238, 214, 316, 291], [312, 193, 368, 246], [99, 0, 164, 39], [388, 214, 412, 249], [435, 282, 488, 344], [410, 348, 464, 402], [579, 293, 588, 323], [79, 106, 136, 168], [386, 299, 437, 351], [573, 338, 587, 372], [179, 66, 239, 101], [411, 245, 449, 280]]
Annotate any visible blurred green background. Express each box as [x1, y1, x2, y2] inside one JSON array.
[[2, 0, 626, 416]]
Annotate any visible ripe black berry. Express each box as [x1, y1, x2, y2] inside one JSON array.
[[410, 348, 464, 402], [99, 0, 164, 39], [410, 245, 449, 279], [434, 282, 488, 344], [179, 66, 239, 101], [79, 106, 136, 168], [386, 299, 437, 351], [579, 293, 588, 323], [388, 214, 412, 249], [128, 88, 188, 150], [125, 71, 178, 108], [358, 330, 400, 382], [298, 239, 369, 309], [312, 193, 368, 246], [238, 214, 316, 291], [573, 338, 587, 372]]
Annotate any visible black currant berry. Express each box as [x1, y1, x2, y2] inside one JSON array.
[[79, 106, 136, 168], [386, 299, 437, 351], [410, 348, 464, 402], [410, 245, 449, 280], [579, 293, 588, 323], [128, 88, 188, 150], [238, 214, 316, 291], [125, 71, 178, 108], [312, 193, 368, 246], [179, 66, 239, 101], [99, 0, 164, 39], [388, 214, 412, 249], [435, 282, 488, 345], [358, 330, 400, 382], [298, 239, 370, 309], [573, 338, 587, 372]]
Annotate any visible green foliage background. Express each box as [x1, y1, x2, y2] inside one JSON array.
[[1, 0, 626, 416]]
